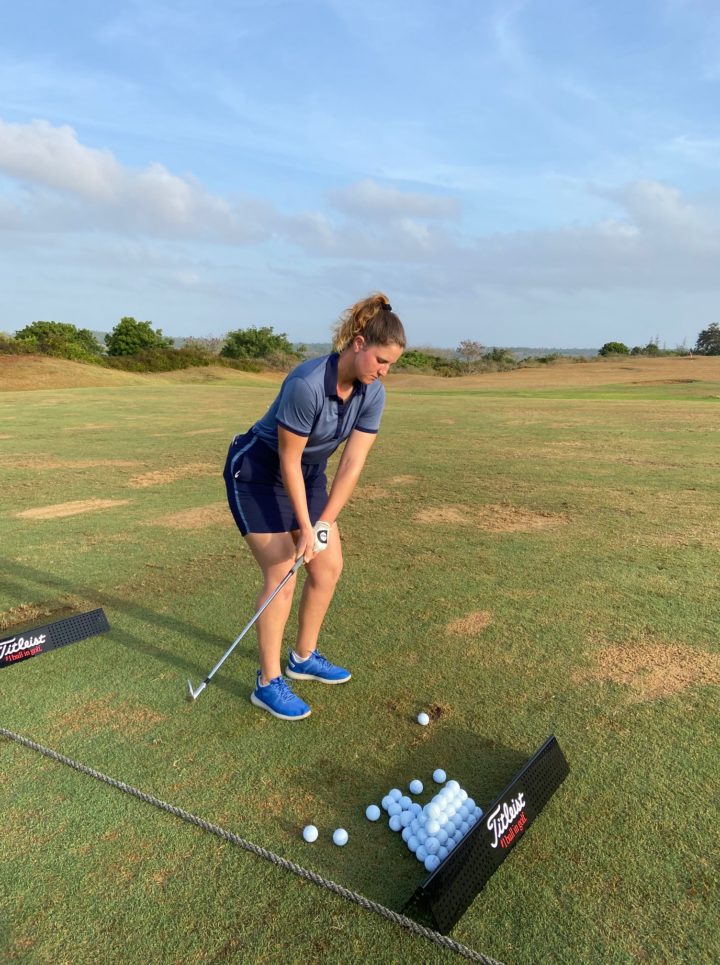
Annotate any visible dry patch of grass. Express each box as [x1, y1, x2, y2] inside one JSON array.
[[62, 423, 115, 431], [16, 499, 130, 519], [416, 503, 567, 532], [388, 475, 419, 485], [145, 502, 231, 530], [50, 697, 166, 738], [0, 595, 87, 631], [415, 506, 466, 524], [575, 637, 720, 701], [6, 458, 139, 470], [353, 484, 391, 501], [127, 463, 215, 488], [0, 354, 144, 391], [446, 611, 493, 636], [389, 355, 720, 391], [183, 428, 223, 436]]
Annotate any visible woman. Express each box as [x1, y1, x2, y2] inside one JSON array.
[[223, 293, 406, 721]]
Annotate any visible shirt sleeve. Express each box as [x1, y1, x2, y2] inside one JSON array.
[[355, 383, 386, 433], [275, 376, 318, 437]]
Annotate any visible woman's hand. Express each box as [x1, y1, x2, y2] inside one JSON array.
[[296, 524, 317, 564]]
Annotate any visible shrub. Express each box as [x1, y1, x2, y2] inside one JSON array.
[[105, 317, 173, 356], [599, 342, 630, 356], [394, 348, 463, 376], [221, 326, 297, 359], [104, 346, 213, 372], [0, 333, 37, 355], [395, 349, 439, 371], [14, 320, 103, 361], [695, 323, 720, 356]]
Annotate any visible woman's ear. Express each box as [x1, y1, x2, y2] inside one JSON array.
[[353, 335, 366, 353]]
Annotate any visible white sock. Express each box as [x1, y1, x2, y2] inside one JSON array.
[[292, 649, 314, 664]]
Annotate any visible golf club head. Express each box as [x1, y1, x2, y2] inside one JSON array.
[[187, 679, 206, 701]]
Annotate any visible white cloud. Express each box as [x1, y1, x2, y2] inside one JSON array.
[[0, 118, 276, 243], [328, 178, 459, 222], [3, 119, 720, 308]]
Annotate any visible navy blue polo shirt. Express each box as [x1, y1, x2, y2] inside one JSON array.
[[251, 353, 385, 464]]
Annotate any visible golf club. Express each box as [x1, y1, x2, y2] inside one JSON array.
[[187, 555, 305, 701]]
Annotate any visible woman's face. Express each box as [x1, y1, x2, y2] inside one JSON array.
[[352, 338, 404, 383]]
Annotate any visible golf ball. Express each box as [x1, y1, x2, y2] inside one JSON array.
[[407, 835, 419, 852], [425, 837, 440, 855], [366, 804, 381, 821], [388, 802, 402, 817], [409, 779, 423, 795], [433, 769, 447, 784], [400, 811, 413, 828], [332, 828, 349, 847], [381, 795, 391, 811], [302, 825, 319, 843], [389, 788, 402, 801], [416, 845, 428, 862], [425, 854, 441, 873], [402, 826, 412, 842], [417, 712, 430, 726], [389, 814, 402, 832], [446, 779, 460, 793], [399, 795, 412, 811]]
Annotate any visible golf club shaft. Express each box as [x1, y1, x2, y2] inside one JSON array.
[[189, 555, 304, 699]]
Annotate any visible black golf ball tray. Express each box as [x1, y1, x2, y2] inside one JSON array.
[[404, 735, 569, 933], [0, 608, 109, 670]]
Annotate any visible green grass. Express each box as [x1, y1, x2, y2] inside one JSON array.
[[1, 375, 719, 964]]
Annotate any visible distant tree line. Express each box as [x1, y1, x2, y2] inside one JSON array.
[[598, 324, 720, 357], [0, 317, 302, 372], [2, 317, 719, 376]]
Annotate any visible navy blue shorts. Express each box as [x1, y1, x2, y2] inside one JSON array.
[[223, 431, 328, 536]]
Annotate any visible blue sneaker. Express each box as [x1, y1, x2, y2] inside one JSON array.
[[286, 650, 352, 684], [250, 673, 311, 720]]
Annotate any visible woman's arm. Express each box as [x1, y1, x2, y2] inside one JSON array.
[[278, 427, 317, 562], [321, 429, 377, 525]]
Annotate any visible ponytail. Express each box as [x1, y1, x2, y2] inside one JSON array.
[[332, 292, 406, 352]]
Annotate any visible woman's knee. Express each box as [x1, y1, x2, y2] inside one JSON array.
[[262, 565, 297, 601], [307, 553, 343, 589]]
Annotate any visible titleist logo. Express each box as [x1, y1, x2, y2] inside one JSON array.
[[486, 792, 526, 849], [0, 633, 47, 660]]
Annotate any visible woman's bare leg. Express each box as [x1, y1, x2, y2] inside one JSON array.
[[294, 524, 344, 657], [245, 532, 298, 684]]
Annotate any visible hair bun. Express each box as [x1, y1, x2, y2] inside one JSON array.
[[383, 303, 392, 312]]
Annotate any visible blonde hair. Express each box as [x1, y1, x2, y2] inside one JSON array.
[[332, 292, 407, 353]]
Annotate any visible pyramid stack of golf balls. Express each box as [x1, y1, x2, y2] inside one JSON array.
[[380, 775, 483, 873]]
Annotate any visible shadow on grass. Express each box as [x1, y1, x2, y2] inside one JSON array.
[[287, 724, 533, 910], [2, 559, 244, 700]]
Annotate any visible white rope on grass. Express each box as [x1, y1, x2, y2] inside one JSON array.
[[1, 726, 504, 965]]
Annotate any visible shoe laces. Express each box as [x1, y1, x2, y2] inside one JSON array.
[[309, 650, 333, 670], [268, 675, 295, 703]]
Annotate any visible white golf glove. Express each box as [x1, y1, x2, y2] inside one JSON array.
[[312, 520, 331, 553]]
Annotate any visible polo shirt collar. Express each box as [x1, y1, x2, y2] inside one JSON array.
[[324, 352, 366, 398]]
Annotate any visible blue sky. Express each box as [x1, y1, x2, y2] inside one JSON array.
[[2, 0, 720, 348]]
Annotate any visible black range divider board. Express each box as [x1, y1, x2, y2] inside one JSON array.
[[0, 609, 110, 669], [404, 735, 569, 934]]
